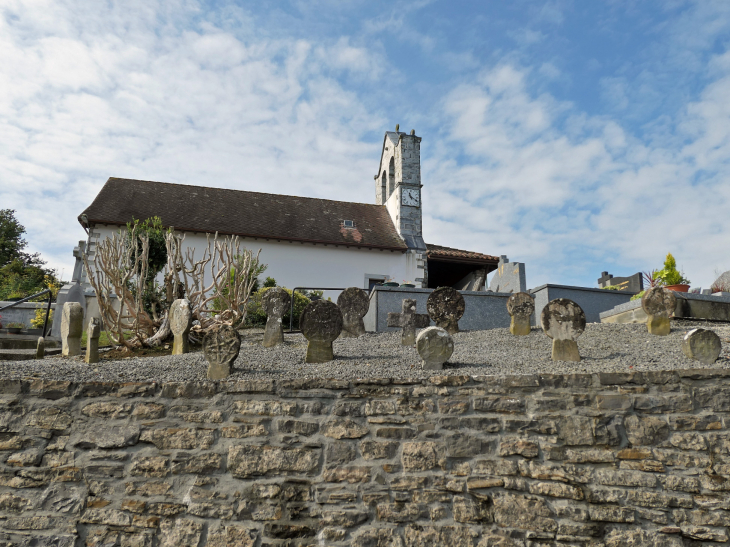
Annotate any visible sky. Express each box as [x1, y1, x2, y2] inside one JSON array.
[[2, 0, 730, 290]]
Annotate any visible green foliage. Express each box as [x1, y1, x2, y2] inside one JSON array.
[[656, 252, 690, 286], [124, 217, 170, 317], [6, 321, 25, 329], [245, 286, 311, 329], [630, 290, 645, 301], [0, 209, 59, 301], [263, 276, 277, 288], [30, 307, 53, 329], [601, 284, 625, 291]]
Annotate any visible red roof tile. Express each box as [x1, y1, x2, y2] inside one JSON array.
[[426, 244, 499, 263]]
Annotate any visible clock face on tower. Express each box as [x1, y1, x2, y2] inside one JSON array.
[[401, 188, 420, 207]]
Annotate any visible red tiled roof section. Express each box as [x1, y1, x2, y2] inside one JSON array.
[[426, 244, 500, 263], [81, 178, 408, 251]]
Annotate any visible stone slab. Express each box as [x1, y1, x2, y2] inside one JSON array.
[[601, 292, 730, 323], [530, 284, 636, 326]]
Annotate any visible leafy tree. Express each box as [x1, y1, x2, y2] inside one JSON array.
[[125, 217, 169, 317], [0, 209, 58, 300]]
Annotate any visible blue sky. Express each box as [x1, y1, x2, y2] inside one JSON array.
[[2, 0, 730, 289]]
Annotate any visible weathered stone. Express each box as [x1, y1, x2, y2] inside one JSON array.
[[60, 302, 83, 357], [541, 298, 585, 361], [351, 527, 404, 547], [169, 299, 192, 354], [277, 419, 319, 436], [415, 326, 454, 370], [377, 502, 425, 522], [589, 505, 635, 522], [85, 316, 101, 364], [528, 481, 584, 500], [76, 425, 140, 448], [402, 442, 439, 471], [36, 336, 45, 359], [228, 445, 319, 477], [361, 440, 398, 460], [506, 292, 534, 336], [300, 299, 343, 363], [493, 493, 555, 531], [158, 518, 203, 547], [557, 415, 594, 445], [337, 287, 369, 338], [681, 328, 722, 364], [132, 403, 166, 419], [25, 408, 73, 430], [203, 324, 241, 380], [404, 525, 478, 547], [261, 288, 290, 347], [321, 418, 369, 439], [498, 438, 539, 458], [642, 286, 676, 335], [388, 298, 430, 346], [604, 530, 683, 547], [130, 456, 169, 477], [323, 466, 371, 483], [426, 287, 465, 334], [625, 415, 669, 446], [680, 526, 729, 542], [139, 427, 215, 449]]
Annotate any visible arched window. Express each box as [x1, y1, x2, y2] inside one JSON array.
[[381, 171, 387, 202], [387, 156, 395, 197]]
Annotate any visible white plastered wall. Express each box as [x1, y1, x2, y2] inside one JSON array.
[[88, 225, 420, 298]]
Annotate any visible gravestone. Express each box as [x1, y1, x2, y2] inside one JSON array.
[[682, 328, 722, 364], [300, 300, 343, 363], [387, 298, 430, 346], [415, 326, 454, 370], [36, 337, 44, 359], [262, 288, 291, 347], [170, 299, 192, 355], [51, 242, 88, 339], [337, 287, 369, 338], [427, 287, 465, 334], [597, 271, 643, 293], [641, 287, 676, 336], [540, 298, 586, 362], [489, 255, 527, 293], [712, 270, 730, 293], [61, 302, 83, 357], [203, 325, 241, 380], [506, 292, 534, 336], [85, 317, 101, 364]]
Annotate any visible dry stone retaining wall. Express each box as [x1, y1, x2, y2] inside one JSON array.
[[0, 370, 729, 546]]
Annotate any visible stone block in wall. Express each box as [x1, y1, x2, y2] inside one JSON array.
[[228, 445, 320, 477]]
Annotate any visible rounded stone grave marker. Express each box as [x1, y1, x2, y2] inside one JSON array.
[[506, 292, 535, 336], [337, 287, 370, 338], [426, 287, 465, 334], [169, 299, 192, 355], [540, 298, 586, 362], [203, 325, 241, 380], [416, 326, 454, 370], [641, 287, 676, 336], [682, 328, 722, 365], [262, 288, 291, 347], [387, 298, 430, 346], [61, 301, 83, 357], [300, 300, 343, 363]]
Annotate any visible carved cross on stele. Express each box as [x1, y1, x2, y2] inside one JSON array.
[[387, 298, 430, 346]]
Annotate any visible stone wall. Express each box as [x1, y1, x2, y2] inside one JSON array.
[[0, 370, 729, 546]]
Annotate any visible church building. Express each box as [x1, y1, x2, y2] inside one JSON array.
[[78, 127, 499, 292]]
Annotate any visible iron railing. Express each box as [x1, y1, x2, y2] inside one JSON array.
[[0, 289, 53, 338]]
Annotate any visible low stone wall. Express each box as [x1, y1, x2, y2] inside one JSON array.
[[1, 370, 729, 546], [0, 301, 55, 330]]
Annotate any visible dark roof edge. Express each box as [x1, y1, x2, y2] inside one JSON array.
[[86, 219, 408, 252], [427, 255, 500, 266]]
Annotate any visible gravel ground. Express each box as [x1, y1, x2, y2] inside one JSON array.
[[1, 320, 729, 383]]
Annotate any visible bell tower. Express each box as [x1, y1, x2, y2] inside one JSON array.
[[374, 125, 425, 250]]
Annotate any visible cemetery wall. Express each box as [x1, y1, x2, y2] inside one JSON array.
[[0, 301, 55, 329], [1, 371, 730, 546], [530, 285, 636, 326]]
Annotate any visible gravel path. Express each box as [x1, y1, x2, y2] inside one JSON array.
[[1, 320, 729, 383]]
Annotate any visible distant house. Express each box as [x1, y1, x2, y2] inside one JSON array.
[[77, 128, 498, 294]]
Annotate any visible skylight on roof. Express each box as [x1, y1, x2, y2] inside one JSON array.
[[343, 220, 354, 228]]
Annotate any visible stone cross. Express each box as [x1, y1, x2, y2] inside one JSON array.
[[169, 299, 192, 355], [36, 337, 45, 359], [337, 287, 369, 338], [299, 300, 343, 363], [682, 328, 722, 364], [426, 287, 465, 334], [597, 271, 613, 287], [641, 287, 676, 336], [61, 302, 83, 357], [71, 242, 86, 283], [262, 288, 291, 347], [506, 292, 534, 336], [85, 317, 101, 364], [416, 326, 454, 370], [387, 299, 430, 346], [540, 298, 586, 362], [203, 325, 241, 380]]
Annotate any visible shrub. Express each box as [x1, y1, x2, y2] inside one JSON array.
[[30, 307, 53, 329], [656, 253, 690, 286], [245, 286, 311, 329]]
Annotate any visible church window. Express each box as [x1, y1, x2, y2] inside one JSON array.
[[387, 156, 395, 197]]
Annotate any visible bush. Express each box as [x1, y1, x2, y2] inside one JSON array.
[[30, 307, 53, 329], [245, 286, 311, 329], [656, 253, 690, 286]]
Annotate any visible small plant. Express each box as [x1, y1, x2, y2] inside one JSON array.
[[656, 253, 690, 286], [6, 321, 24, 329], [30, 307, 53, 328], [263, 277, 277, 288]]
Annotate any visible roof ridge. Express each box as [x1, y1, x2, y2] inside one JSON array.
[[106, 177, 382, 209]]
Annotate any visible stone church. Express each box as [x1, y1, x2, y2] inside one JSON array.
[[77, 127, 498, 294]]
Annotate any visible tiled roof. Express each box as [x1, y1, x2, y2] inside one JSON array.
[[426, 244, 500, 263], [81, 178, 408, 251]]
